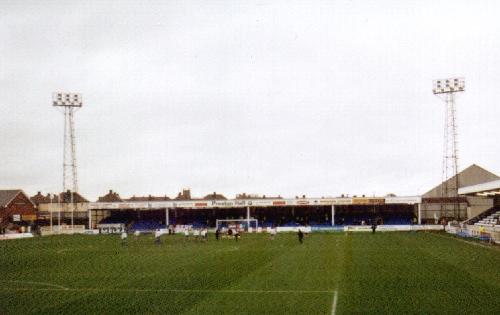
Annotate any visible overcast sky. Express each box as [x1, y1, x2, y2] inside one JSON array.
[[1, 0, 499, 201]]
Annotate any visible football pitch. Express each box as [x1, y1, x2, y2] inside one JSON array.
[[1, 232, 499, 314]]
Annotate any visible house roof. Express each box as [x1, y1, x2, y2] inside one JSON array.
[[203, 192, 227, 200], [0, 190, 22, 207], [97, 190, 123, 202], [30, 192, 59, 204], [236, 193, 283, 199], [423, 164, 500, 198], [31, 192, 52, 205], [0, 189, 35, 207], [125, 195, 171, 202], [59, 191, 89, 203]]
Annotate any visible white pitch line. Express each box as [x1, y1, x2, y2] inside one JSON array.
[[1, 280, 69, 291], [331, 289, 338, 315], [0, 287, 334, 294], [430, 232, 500, 251]]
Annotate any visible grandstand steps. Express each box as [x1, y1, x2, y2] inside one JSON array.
[[463, 206, 500, 226]]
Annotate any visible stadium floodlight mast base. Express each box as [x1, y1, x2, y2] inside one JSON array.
[[432, 78, 464, 220], [53, 92, 82, 233]]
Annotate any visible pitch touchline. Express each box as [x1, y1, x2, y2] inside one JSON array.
[[1, 280, 69, 290], [331, 289, 338, 315], [0, 287, 335, 294]]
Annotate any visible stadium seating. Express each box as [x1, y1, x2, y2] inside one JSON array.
[[383, 215, 412, 225], [468, 207, 500, 227], [129, 220, 165, 232], [308, 221, 331, 227], [191, 220, 208, 228], [474, 209, 500, 227], [282, 221, 301, 227], [260, 221, 273, 228], [99, 216, 130, 224]]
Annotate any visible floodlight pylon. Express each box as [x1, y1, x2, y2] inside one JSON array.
[[53, 92, 82, 231], [432, 78, 464, 220]]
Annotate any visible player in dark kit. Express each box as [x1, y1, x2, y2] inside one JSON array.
[[371, 221, 377, 234], [215, 228, 220, 241], [298, 229, 304, 244]]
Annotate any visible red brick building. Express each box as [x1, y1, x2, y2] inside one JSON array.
[[0, 190, 37, 228]]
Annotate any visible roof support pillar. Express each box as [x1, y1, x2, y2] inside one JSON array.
[[88, 207, 92, 230], [165, 208, 169, 226], [331, 205, 335, 226], [246, 206, 250, 228], [417, 203, 422, 225]]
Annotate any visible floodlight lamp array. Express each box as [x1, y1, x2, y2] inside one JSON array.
[[432, 78, 465, 94], [52, 92, 82, 107]]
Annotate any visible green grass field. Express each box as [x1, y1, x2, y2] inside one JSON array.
[[1, 232, 499, 314]]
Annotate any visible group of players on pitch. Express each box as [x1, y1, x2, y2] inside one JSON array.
[[120, 226, 308, 245]]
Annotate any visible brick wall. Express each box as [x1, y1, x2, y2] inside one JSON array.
[[0, 193, 37, 225]]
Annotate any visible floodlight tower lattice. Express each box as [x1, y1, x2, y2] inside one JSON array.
[[432, 78, 464, 220], [53, 92, 82, 230]]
